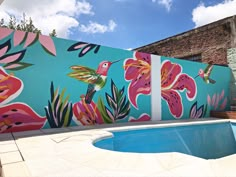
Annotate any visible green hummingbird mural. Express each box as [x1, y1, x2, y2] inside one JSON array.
[[195, 62, 216, 84], [68, 59, 121, 104]]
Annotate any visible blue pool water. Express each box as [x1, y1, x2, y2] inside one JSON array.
[[94, 122, 236, 159]]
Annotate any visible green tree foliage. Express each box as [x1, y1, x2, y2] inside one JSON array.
[[0, 13, 57, 37]]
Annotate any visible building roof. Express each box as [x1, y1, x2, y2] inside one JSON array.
[[135, 15, 236, 51]]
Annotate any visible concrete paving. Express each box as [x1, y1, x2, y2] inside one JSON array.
[[1, 118, 236, 177]]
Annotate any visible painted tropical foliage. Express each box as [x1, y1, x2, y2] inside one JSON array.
[[0, 27, 231, 133], [45, 82, 73, 128]]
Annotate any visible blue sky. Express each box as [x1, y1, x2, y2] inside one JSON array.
[[1, 0, 236, 49]]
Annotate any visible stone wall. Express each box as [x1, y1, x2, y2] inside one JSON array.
[[136, 16, 236, 65], [227, 48, 236, 105]]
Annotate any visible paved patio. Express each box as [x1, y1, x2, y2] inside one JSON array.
[[1, 118, 236, 177]]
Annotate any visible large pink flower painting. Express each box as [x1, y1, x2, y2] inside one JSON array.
[[124, 52, 197, 119], [0, 67, 46, 133], [161, 60, 197, 118], [73, 96, 104, 125], [124, 52, 151, 109]]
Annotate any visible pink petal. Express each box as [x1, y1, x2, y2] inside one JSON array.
[[135, 52, 151, 65], [73, 99, 103, 125], [24, 32, 37, 48], [0, 28, 13, 40], [124, 59, 140, 80], [207, 95, 211, 106], [74, 43, 88, 49], [171, 74, 197, 100], [220, 98, 227, 110], [214, 94, 220, 110], [0, 45, 9, 58], [161, 60, 182, 88], [13, 30, 26, 46], [128, 71, 151, 108], [124, 52, 151, 109], [4, 63, 22, 69], [162, 90, 183, 118], [39, 35, 56, 56], [90, 101, 103, 124], [0, 50, 25, 64], [196, 106, 203, 118], [220, 90, 224, 100], [190, 103, 197, 118], [81, 45, 95, 54], [106, 108, 115, 122], [129, 114, 151, 122], [212, 94, 216, 107]]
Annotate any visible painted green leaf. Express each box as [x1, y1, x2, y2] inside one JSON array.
[[97, 97, 113, 124], [45, 82, 73, 128], [103, 79, 130, 121], [4, 62, 33, 71]]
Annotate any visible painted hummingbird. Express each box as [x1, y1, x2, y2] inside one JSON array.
[[68, 59, 121, 104], [195, 62, 216, 84]]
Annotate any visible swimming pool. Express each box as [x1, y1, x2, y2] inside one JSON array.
[[94, 122, 236, 159]]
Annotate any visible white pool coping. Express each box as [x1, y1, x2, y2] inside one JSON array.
[[1, 118, 236, 177]]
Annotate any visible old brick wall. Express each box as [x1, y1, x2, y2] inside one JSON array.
[[227, 48, 236, 105], [136, 17, 236, 65]]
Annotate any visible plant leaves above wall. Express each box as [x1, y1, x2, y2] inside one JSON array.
[[45, 82, 73, 128], [67, 42, 100, 57], [0, 28, 13, 40], [0, 27, 57, 56]]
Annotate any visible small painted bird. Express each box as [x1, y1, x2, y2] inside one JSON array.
[[68, 59, 121, 104], [195, 62, 216, 84]]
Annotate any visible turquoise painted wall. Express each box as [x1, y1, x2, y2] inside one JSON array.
[[0, 27, 231, 133], [160, 57, 231, 120]]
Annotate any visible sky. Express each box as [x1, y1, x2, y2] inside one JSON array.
[[0, 0, 236, 50]]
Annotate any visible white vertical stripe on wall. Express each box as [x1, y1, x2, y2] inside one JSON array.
[[151, 55, 162, 121]]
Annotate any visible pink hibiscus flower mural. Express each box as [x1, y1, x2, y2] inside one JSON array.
[[0, 103, 46, 133], [124, 52, 151, 109], [0, 67, 23, 105], [161, 60, 197, 118], [0, 67, 46, 133], [73, 96, 104, 126]]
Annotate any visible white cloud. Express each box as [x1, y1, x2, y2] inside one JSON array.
[[192, 0, 236, 27], [0, 0, 117, 38], [79, 20, 117, 34], [152, 0, 173, 12]]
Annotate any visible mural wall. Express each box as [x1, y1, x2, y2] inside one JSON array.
[[0, 27, 231, 133]]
